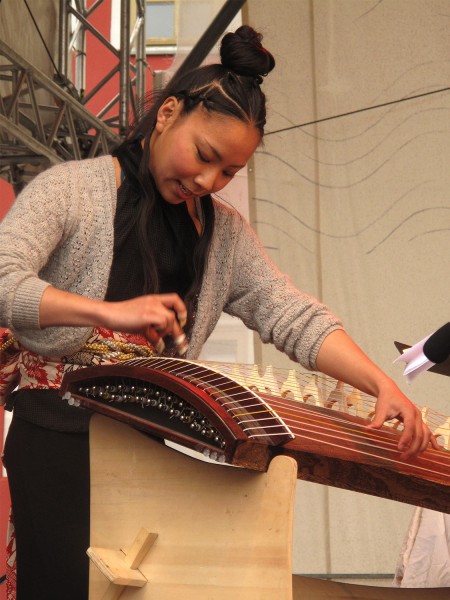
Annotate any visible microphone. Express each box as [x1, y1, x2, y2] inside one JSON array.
[[423, 322, 450, 364]]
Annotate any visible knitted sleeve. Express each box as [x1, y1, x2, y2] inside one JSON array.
[[0, 164, 73, 330], [223, 210, 343, 370], [0, 156, 116, 357]]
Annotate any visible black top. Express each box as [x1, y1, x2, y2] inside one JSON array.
[[106, 177, 200, 301]]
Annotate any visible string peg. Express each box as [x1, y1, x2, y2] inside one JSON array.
[[346, 387, 363, 416], [303, 374, 321, 406], [433, 417, 450, 450], [263, 365, 280, 395], [325, 380, 344, 409], [247, 364, 264, 392], [281, 369, 302, 402], [421, 406, 430, 424]]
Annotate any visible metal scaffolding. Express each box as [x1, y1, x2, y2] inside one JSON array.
[[0, 0, 246, 193], [59, 0, 148, 135], [0, 0, 146, 192], [0, 38, 121, 192]]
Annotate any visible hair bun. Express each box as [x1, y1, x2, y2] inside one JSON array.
[[220, 25, 275, 81]]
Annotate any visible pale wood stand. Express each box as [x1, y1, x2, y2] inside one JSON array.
[[89, 415, 449, 600], [89, 414, 297, 600]]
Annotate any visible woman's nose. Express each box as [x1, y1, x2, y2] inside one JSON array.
[[194, 168, 222, 194]]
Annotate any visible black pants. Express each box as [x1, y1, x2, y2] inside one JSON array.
[[3, 415, 90, 600]]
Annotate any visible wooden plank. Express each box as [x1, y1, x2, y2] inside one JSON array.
[[122, 529, 158, 569], [89, 414, 297, 600], [87, 547, 147, 587]]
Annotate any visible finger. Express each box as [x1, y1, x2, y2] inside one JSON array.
[[415, 423, 431, 455], [397, 413, 423, 457], [418, 432, 432, 454], [177, 310, 188, 328], [174, 333, 188, 356], [419, 421, 441, 454], [145, 326, 165, 354], [149, 308, 176, 338], [397, 427, 415, 456], [365, 418, 384, 430], [158, 294, 188, 327], [149, 316, 188, 356], [430, 433, 442, 451], [153, 318, 169, 335], [367, 412, 418, 457], [171, 319, 188, 356], [399, 435, 420, 458], [365, 404, 389, 430]]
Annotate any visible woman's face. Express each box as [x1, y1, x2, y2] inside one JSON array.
[[149, 97, 261, 204]]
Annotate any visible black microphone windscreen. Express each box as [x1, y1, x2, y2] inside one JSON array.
[[423, 322, 450, 364]]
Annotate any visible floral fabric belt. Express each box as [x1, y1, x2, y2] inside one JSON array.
[[0, 327, 155, 406]]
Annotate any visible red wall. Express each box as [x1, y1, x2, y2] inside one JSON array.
[[0, 183, 15, 221]]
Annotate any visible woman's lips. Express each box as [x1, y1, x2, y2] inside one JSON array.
[[178, 181, 193, 199]]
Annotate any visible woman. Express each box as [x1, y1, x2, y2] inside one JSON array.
[[0, 25, 436, 599]]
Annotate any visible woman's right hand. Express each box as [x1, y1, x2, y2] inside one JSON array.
[[39, 286, 188, 353], [101, 294, 188, 353]]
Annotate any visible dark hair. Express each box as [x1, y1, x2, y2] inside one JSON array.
[[113, 25, 275, 323]]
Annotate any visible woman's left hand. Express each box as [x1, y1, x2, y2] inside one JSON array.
[[315, 329, 439, 459], [366, 381, 441, 458]]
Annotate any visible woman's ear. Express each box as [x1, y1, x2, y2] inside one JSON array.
[[155, 96, 182, 133]]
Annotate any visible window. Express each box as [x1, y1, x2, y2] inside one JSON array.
[[131, 0, 178, 47]]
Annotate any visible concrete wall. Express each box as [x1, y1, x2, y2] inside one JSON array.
[[0, 0, 60, 102]]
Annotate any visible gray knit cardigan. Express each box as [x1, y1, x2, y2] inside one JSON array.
[[0, 155, 342, 369]]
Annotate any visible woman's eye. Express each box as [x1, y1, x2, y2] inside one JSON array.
[[197, 149, 210, 163]]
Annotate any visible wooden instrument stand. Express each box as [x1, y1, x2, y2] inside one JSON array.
[[89, 414, 297, 600], [89, 415, 449, 600]]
